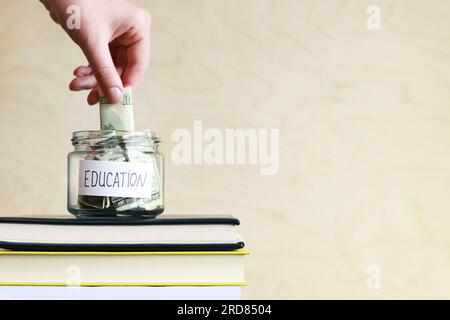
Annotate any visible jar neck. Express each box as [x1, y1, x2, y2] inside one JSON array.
[[73, 144, 158, 153], [72, 131, 160, 153]]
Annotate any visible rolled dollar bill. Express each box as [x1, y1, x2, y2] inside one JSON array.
[[99, 87, 135, 131]]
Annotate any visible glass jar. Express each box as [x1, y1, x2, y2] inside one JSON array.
[[68, 131, 164, 218]]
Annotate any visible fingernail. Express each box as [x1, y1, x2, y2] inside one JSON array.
[[108, 87, 123, 103], [70, 85, 82, 91]]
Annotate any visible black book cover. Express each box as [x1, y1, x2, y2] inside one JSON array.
[[0, 215, 240, 226], [0, 215, 244, 251]]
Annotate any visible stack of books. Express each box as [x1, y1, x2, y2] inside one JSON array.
[[0, 215, 247, 300]]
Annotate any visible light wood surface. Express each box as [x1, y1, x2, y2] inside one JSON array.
[[0, 0, 449, 299]]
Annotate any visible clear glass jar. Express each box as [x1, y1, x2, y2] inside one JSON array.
[[68, 131, 164, 218]]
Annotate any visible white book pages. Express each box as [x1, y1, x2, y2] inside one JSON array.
[[0, 286, 241, 300]]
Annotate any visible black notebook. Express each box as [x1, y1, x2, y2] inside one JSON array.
[[0, 215, 244, 251]]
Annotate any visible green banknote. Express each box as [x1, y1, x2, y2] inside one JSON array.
[[99, 87, 135, 131]]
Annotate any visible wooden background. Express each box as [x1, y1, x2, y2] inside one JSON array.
[[0, 0, 450, 298]]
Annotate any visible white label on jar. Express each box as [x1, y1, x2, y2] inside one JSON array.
[[78, 160, 153, 198]]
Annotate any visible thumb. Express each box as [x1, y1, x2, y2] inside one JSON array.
[[82, 40, 123, 103]]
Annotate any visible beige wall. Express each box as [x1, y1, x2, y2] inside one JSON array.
[[1, 0, 450, 299]]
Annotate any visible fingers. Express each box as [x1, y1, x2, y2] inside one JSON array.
[[70, 64, 125, 93], [69, 74, 100, 105], [121, 36, 151, 87], [81, 39, 124, 103], [73, 66, 93, 77], [119, 11, 151, 87], [70, 66, 97, 92], [69, 74, 97, 91], [87, 88, 99, 105], [71, 11, 150, 103]]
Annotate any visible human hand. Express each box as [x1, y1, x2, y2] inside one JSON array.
[[40, 0, 151, 104]]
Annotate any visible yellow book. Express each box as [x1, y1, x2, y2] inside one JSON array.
[[0, 249, 249, 287]]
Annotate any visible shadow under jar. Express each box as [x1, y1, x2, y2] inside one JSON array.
[[68, 131, 164, 218]]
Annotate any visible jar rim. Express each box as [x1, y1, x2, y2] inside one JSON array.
[[72, 130, 160, 146]]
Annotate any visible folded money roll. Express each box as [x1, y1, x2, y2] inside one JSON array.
[[99, 87, 135, 131]]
